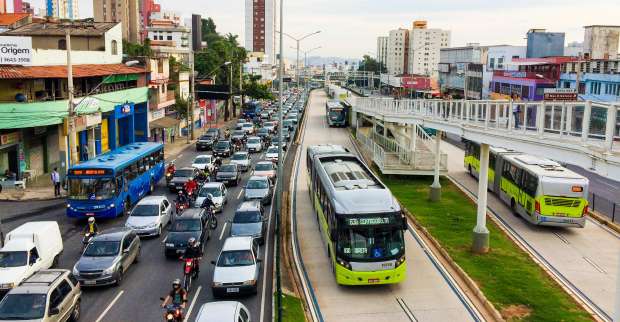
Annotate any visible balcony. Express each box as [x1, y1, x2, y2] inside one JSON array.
[[149, 90, 176, 110]]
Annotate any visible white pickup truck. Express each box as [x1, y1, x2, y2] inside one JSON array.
[[0, 221, 63, 298]]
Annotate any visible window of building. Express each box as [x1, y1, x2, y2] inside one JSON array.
[[111, 40, 118, 55], [497, 57, 504, 69], [167, 35, 172, 40], [58, 39, 67, 50], [489, 58, 495, 69]]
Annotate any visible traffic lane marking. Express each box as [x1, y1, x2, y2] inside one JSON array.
[[219, 221, 228, 240], [94, 290, 124, 322], [184, 286, 202, 322], [259, 195, 275, 322]]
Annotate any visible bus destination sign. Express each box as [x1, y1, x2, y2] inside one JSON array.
[[69, 169, 111, 176], [347, 217, 395, 226]]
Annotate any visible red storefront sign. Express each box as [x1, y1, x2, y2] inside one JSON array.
[[401, 76, 431, 90]]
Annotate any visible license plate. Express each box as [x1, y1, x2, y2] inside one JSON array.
[[368, 279, 380, 284], [176, 250, 184, 254], [86, 213, 94, 216], [83, 280, 96, 285], [554, 213, 568, 217], [226, 288, 239, 293]]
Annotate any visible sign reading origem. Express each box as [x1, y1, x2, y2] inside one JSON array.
[[0, 36, 32, 66]]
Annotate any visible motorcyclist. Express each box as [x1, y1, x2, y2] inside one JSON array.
[[213, 156, 223, 168], [224, 128, 230, 139], [161, 279, 187, 313], [196, 168, 208, 183], [83, 217, 99, 235], [183, 237, 203, 273], [200, 193, 216, 211], [166, 161, 176, 174], [183, 178, 198, 198], [176, 190, 189, 208]]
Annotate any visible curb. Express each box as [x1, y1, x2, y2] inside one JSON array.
[[0, 195, 64, 202], [1, 201, 65, 223], [587, 211, 620, 235]]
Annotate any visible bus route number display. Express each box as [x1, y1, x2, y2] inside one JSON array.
[[70, 169, 110, 176], [347, 217, 393, 226]]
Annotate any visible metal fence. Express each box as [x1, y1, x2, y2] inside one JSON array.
[[588, 192, 620, 224]]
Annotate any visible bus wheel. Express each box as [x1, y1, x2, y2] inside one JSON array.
[[510, 199, 518, 216]]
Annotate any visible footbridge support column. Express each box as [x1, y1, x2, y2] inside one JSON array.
[[429, 131, 442, 202], [472, 143, 490, 254]]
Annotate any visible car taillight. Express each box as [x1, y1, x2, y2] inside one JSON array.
[[535, 201, 540, 213], [583, 205, 589, 215]]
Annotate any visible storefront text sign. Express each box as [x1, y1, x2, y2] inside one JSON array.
[[0, 36, 32, 66], [0, 131, 20, 145]]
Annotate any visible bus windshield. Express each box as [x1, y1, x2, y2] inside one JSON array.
[[337, 225, 404, 261], [68, 177, 116, 200], [329, 109, 345, 121]]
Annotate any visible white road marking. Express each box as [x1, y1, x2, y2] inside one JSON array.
[[183, 286, 202, 322], [219, 222, 228, 240], [259, 190, 275, 322], [95, 290, 124, 322], [236, 188, 243, 199]]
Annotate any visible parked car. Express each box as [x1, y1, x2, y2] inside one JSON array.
[[265, 146, 279, 163], [192, 155, 215, 173], [0, 222, 63, 298], [252, 161, 276, 183], [0, 269, 81, 322], [229, 152, 251, 172], [211, 237, 261, 297], [246, 137, 263, 153], [73, 228, 140, 286], [213, 140, 234, 158], [125, 196, 172, 237], [194, 301, 251, 322], [195, 182, 228, 213], [230, 200, 267, 244], [243, 176, 273, 205], [168, 167, 198, 192], [163, 209, 212, 258], [216, 164, 241, 186], [196, 133, 217, 151]]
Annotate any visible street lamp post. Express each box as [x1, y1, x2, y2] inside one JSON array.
[[278, 30, 321, 88], [275, 0, 285, 321]]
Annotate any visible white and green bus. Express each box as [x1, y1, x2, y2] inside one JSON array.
[[464, 141, 589, 228], [325, 100, 347, 127], [306, 145, 407, 285]]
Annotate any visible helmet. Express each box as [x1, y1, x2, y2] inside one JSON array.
[[88, 217, 95, 223], [172, 278, 181, 287], [169, 161, 175, 166], [178, 190, 183, 195], [207, 193, 214, 200], [188, 237, 196, 246]]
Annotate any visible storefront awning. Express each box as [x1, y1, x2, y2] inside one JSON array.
[[149, 116, 180, 129]]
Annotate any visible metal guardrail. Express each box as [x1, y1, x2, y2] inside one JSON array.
[[588, 192, 620, 224]]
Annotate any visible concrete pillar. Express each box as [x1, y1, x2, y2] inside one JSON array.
[[472, 143, 490, 254], [88, 127, 96, 159], [58, 124, 69, 182], [429, 130, 442, 202], [616, 252, 620, 322]]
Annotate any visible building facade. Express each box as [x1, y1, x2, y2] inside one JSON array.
[[583, 25, 620, 60], [244, 0, 276, 65], [482, 45, 526, 98], [139, 0, 160, 41], [376, 36, 388, 70], [386, 28, 409, 75], [438, 45, 485, 99], [93, 0, 140, 43], [44, 0, 78, 19], [146, 11, 190, 59], [526, 29, 565, 58], [559, 59, 620, 102], [407, 21, 450, 79]]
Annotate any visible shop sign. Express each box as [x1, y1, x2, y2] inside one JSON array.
[[74, 116, 87, 132], [85, 113, 102, 127], [151, 109, 165, 120], [401, 76, 431, 90], [0, 36, 32, 66], [543, 88, 578, 101], [0, 131, 20, 145], [114, 103, 134, 119]]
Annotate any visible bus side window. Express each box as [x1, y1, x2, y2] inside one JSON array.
[[126, 163, 138, 181], [523, 172, 538, 197], [490, 154, 496, 169], [115, 176, 123, 195]]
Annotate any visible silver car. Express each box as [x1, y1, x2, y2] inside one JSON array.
[[244, 176, 273, 205], [230, 201, 267, 244], [246, 137, 263, 153], [230, 152, 251, 172], [211, 237, 261, 298], [125, 196, 172, 236], [73, 228, 141, 287]]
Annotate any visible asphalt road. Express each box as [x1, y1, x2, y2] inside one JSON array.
[[3, 134, 277, 322]]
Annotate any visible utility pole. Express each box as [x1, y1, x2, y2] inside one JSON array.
[[276, 0, 284, 320], [188, 49, 195, 143], [239, 60, 244, 107], [66, 29, 77, 168], [229, 62, 234, 118]]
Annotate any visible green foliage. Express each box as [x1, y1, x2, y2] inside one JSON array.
[[358, 55, 386, 74], [276, 293, 306, 322], [173, 93, 189, 120], [244, 78, 274, 100], [123, 39, 153, 57]]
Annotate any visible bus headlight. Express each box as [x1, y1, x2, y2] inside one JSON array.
[[336, 257, 352, 270], [395, 256, 406, 268]]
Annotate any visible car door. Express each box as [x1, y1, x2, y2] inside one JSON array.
[[56, 279, 74, 321], [47, 284, 68, 321], [162, 199, 171, 226], [222, 185, 227, 204], [120, 235, 132, 270]]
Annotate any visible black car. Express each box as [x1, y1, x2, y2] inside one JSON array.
[[168, 167, 198, 192], [213, 140, 234, 158], [163, 209, 214, 258], [196, 133, 218, 151], [215, 164, 240, 186]]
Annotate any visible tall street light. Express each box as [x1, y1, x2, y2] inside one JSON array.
[[302, 46, 321, 91], [278, 30, 321, 88], [275, 1, 285, 321]]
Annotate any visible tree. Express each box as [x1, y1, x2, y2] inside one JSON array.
[[358, 55, 386, 74], [173, 93, 189, 121], [123, 39, 153, 57], [244, 77, 274, 100]]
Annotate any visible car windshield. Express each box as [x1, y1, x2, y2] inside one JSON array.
[[219, 165, 236, 172], [0, 251, 27, 267], [337, 226, 404, 261], [248, 138, 261, 144], [258, 129, 268, 134], [175, 169, 194, 178], [199, 186, 222, 197], [329, 110, 345, 120], [0, 294, 47, 320], [242, 124, 253, 128], [199, 135, 211, 140], [264, 122, 274, 127], [193, 157, 211, 164], [207, 129, 218, 134], [83, 241, 120, 257], [233, 130, 245, 136], [267, 147, 278, 154], [233, 211, 262, 223], [68, 177, 115, 200], [255, 163, 273, 171], [232, 154, 247, 160], [247, 179, 269, 189], [170, 219, 202, 232], [131, 204, 159, 217], [215, 142, 230, 149], [217, 250, 254, 267]]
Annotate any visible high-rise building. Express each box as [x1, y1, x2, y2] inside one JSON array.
[[407, 20, 450, 79], [583, 25, 620, 59], [94, 0, 140, 43], [386, 28, 409, 75], [44, 0, 78, 18], [245, 0, 276, 65], [376, 36, 388, 70], [140, 0, 160, 41], [526, 29, 565, 58]]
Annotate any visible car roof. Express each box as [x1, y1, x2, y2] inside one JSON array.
[[247, 136, 261, 140], [202, 182, 224, 188], [248, 175, 268, 182], [234, 151, 249, 155], [179, 208, 204, 218], [256, 161, 273, 165], [222, 236, 254, 251], [236, 200, 262, 212], [137, 196, 167, 205], [196, 301, 243, 322], [93, 227, 132, 241], [194, 155, 212, 159]]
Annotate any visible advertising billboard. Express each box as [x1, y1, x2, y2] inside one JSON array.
[[0, 36, 32, 66]]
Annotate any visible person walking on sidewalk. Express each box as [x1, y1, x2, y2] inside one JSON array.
[[51, 168, 61, 197], [171, 128, 176, 143]]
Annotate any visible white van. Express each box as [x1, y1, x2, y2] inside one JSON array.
[[0, 221, 63, 297]]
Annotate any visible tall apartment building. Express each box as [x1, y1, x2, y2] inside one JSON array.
[[244, 0, 276, 65], [583, 25, 620, 59], [140, 0, 160, 42], [386, 28, 409, 75], [407, 20, 450, 79], [376, 36, 388, 70], [93, 0, 140, 43], [45, 0, 78, 19]]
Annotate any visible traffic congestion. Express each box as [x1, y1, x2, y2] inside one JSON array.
[[0, 90, 309, 322]]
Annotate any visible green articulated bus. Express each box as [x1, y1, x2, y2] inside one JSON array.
[[306, 145, 407, 285], [464, 141, 589, 228]]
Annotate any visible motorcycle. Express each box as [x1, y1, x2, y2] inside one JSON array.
[[165, 165, 176, 184], [81, 232, 96, 252], [175, 199, 190, 215], [159, 300, 183, 322], [200, 204, 218, 230], [181, 257, 199, 291]]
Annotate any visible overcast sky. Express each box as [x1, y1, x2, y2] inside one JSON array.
[[33, 0, 620, 59]]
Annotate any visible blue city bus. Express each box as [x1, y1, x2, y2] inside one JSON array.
[[242, 101, 262, 119], [66, 142, 165, 219]]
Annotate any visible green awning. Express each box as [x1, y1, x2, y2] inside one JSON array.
[[102, 74, 140, 84]]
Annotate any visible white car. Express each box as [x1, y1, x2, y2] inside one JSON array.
[[125, 196, 172, 236], [246, 136, 263, 153], [195, 182, 228, 213], [192, 154, 215, 173], [211, 237, 261, 297], [195, 301, 251, 322], [265, 146, 279, 163], [230, 152, 251, 172], [241, 122, 255, 135]]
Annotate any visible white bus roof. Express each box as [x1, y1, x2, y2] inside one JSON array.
[[504, 154, 585, 180]]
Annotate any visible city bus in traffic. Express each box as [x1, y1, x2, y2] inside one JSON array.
[[325, 100, 347, 127], [464, 141, 589, 228], [307, 145, 407, 285], [66, 142, 165, 219]]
